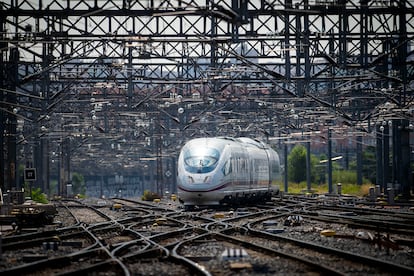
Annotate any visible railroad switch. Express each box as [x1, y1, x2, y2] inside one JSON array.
[[42, 241, 59, 251], [265, 228, 285, 234], [262, 220, 278, 227], [263, 220, 285, 233], [284, 215, 303, 226], [221, 247, 249, 261]]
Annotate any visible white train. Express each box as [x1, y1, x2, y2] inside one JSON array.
[[177, 137, 281, 210]]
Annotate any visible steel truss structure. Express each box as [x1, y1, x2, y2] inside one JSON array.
[[1, 0, 413, 197]]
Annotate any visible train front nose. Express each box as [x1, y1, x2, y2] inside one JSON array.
[[178, 180, 218, 205], [177, 140, 222, 206]]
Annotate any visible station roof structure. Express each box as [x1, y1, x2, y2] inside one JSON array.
[[1, 0, 413, 189]]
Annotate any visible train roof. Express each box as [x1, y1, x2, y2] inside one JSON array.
[[235, 137, 268, 149], [185, 137, 269, 150]]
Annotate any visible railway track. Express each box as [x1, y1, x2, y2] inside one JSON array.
[[0, 196, 413, 275], [174, 231, 341, 275]]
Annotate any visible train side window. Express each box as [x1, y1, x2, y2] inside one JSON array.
[[271, 160, 279, 174], [222, 159, 232, 176], [233, 158, 238, 173]]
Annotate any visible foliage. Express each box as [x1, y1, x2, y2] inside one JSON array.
[[49, 180, 58, 195], [310, 154, 320, 183], [31, 188, 48, 203], [287, 182, 372, 197], [341, 183, 372, 196], [349, 146, 377, 183], [18, 164, 25, 185], [287, 145, 307, 183], [285, 143, 374, 195], [332, 170, 370, 185], [23, 181, 30, 198], [71, 172, 86, 195], [314, 154, 327, 184], [287, 181, 314, 194], [287, 145, 318, 183]]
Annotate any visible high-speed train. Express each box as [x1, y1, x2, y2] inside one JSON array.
[[177, 137, 281, 209]]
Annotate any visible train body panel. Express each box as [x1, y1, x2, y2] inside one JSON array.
[[177, 137, 280, 208]]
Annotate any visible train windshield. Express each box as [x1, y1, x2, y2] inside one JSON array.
[[183, 147, 220, 173]]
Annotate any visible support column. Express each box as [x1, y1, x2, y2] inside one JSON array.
[[396, 119, 412, 199], [383, 123, 390, 191], [0, 110, 4, 191], [327, 129, 333, 194], [306, 139, 311, 192], [284, 143, 288, 193], [356, 136, 363, 185], [3, 47, 19, 191], [0, 3, 5, 192]]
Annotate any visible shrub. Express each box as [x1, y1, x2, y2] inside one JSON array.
[[31, 188, 48, 204], [332, 170, 370, 185], [286, 182, 372, 196]]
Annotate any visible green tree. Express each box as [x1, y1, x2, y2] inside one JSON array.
[[49, 180, 58, 195], [288, 145, 307, 183], [314, 154, 327, 184], [349, 146, 376, 184], [71, 172, 86, 195]]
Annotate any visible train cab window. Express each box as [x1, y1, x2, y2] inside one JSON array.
[[183, 147, 220, 174]]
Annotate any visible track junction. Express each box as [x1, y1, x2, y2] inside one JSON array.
[[1, 195, 413, 275]]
